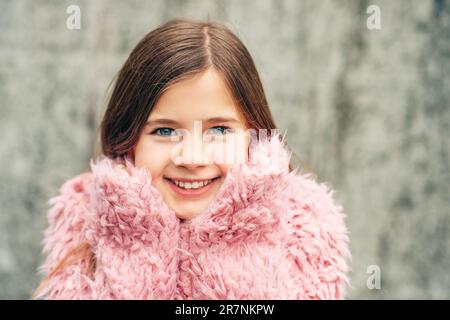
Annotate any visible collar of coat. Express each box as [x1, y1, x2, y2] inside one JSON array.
[[85, 134, 305, 247]]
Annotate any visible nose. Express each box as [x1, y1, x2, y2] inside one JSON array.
[[170, 132, 212, 168]]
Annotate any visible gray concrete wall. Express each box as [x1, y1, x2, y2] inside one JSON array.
[[1, 0, 449, 299]]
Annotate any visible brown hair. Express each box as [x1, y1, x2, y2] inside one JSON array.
[[100, 18, 282, 160], [33, 18, 311, 298], [32, 243, 96, 299]]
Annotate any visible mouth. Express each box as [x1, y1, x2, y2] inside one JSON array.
[[163, 176, 221, 197]]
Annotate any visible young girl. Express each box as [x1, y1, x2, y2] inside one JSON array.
[[33, 18, 351, 300]]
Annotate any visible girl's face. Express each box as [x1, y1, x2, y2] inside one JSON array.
[[132, 69, 249, 220]]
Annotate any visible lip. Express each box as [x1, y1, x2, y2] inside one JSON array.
[[165, 177, 218, 182], [164, 177, 220, 197]]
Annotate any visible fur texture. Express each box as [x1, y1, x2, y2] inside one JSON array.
[[35, 135, 351, 299]]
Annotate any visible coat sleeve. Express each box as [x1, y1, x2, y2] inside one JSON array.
[[33, 173, 95, 299], [34, 161, 180, 300], [284, 179, 351, 299]]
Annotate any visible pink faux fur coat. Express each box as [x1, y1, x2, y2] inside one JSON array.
[[35, 136, 351, 300]]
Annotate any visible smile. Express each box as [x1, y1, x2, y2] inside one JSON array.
[[164, 176, 221, 196]]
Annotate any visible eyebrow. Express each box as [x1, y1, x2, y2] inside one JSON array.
[[145, 117, 241, 126]]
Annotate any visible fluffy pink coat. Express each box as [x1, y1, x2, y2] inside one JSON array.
[[35, 135, 351, 299]]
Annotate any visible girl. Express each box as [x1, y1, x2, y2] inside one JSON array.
[[33, 18, 351, 299]]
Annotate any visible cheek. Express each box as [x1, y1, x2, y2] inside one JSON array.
[[216, 164, 230, 178], [134, 140, 173, 179], [214, 141, 249, 177], [205, 135, 249, 165]]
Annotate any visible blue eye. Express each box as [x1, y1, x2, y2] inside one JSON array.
[[151, 126, 232, 137], [152, 128, 176, 136], [207, 126, 233, 135]]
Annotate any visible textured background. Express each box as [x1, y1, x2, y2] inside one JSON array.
[[0, 0, 449, 299]]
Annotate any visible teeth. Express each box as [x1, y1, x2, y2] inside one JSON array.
[[170, 179, 214, 189]]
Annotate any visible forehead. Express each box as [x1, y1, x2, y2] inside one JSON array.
[[149, 69, 242, 121]]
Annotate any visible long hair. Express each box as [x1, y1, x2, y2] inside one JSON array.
[[33, 18, 311, 298], [100, 18, 281, 159]]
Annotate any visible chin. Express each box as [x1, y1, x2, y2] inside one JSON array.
[[175, 211, 197, 220], [172, 204, 206, 220]]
